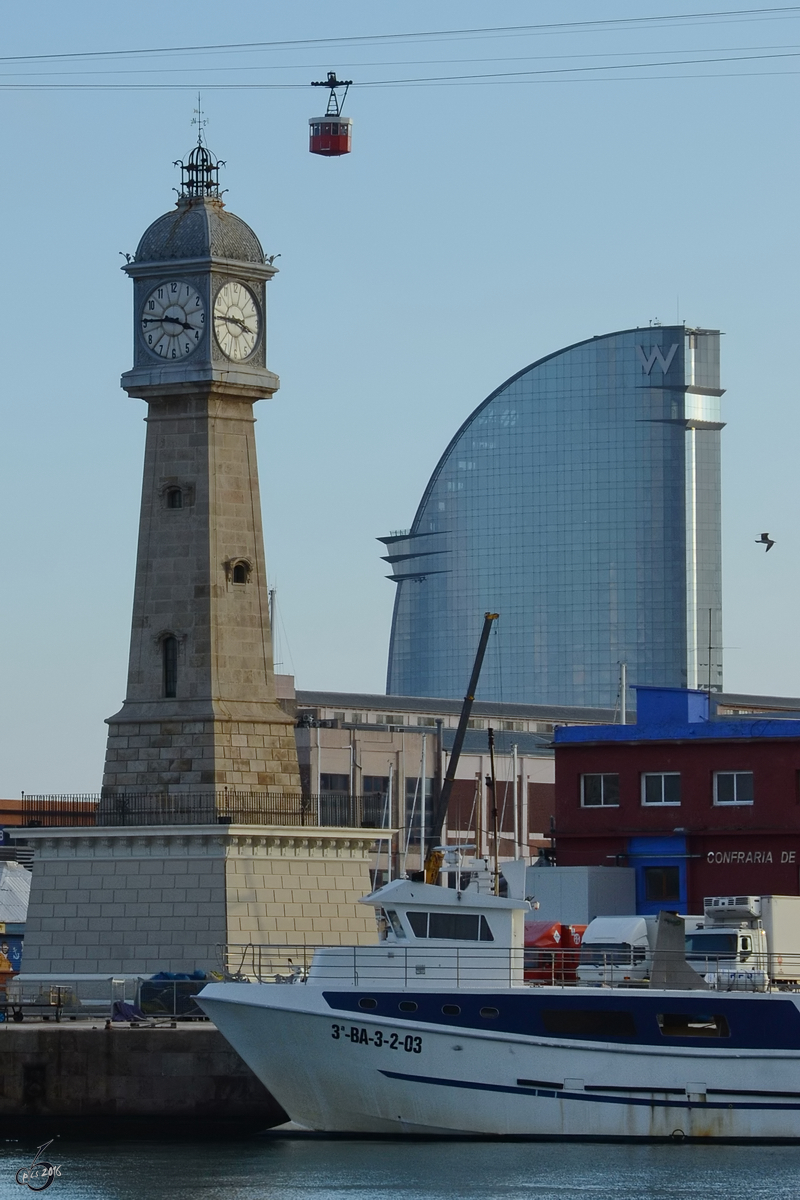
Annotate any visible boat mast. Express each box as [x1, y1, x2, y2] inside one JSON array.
[[488, 725, 500, 896]]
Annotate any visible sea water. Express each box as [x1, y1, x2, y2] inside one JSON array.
[[3, 1138, 800, 1200]]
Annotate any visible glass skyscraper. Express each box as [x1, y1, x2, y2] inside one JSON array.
[[381, 326, 724, 708]]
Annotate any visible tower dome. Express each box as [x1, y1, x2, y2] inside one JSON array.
[[135, 197, 265, 265], [134, 138, 265, 265]]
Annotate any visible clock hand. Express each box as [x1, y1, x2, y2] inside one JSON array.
[[142, 315, 197, 332], [220, 314, 255, 334]]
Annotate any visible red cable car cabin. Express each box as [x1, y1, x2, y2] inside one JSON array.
[[309, 116, 352, 157]]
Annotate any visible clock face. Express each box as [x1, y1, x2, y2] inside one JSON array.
[[213, 281, 260, 361], [141, 280, 205, 359]]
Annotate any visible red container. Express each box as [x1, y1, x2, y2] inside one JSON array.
[[309, 117, 352, 157], [524, 920, 586, 983]]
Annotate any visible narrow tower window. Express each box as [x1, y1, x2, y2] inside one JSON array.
[[166, 488, 183, 509], [232, 563, 248, 584], [162, 636, 178, 698]]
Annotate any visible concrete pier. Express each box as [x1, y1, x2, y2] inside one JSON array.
[[0, 1023, 288, 1138]]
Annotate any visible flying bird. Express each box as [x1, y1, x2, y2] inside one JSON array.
[[755, 532, 775, 552]]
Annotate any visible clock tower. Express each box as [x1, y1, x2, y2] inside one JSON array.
[[102, 138, 301, 798]]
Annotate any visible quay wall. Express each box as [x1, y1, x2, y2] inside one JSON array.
[[0, 1024, 288, 1137]]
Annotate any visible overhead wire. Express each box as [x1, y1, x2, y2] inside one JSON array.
[[2, 42, 800, 80], [4, 48, 800, 89], [0, 6, 799, 66]]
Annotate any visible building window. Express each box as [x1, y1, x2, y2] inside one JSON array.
[[501, 720, 524, 732], [162, 636, 178, 698], [714, 772, 754, 806], [581, 774, 620, 807], [417, 716, 436, 727], [644, 866, 680, 903], [166, 488, 183, 509], [320, 773, 349, 794], [231, 562, 250, 584], [642, 773, 681, 806]]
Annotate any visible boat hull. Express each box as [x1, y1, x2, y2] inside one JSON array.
[[199, 983, 800, 1140]]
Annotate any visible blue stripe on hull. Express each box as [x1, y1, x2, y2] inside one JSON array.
[[380, 1070, 800, 1112]]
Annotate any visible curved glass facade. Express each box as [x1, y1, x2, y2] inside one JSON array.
[[381, 326, 723, 708]]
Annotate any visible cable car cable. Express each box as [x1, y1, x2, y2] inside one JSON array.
[[3, 41, 800, 80], [5, 47, 800, 89], [0, 6, 798, 66]]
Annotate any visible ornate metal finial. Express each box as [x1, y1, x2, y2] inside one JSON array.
[[173, 94, 226, 199]]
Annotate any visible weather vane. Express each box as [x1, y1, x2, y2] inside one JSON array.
[[191, 92, 208, 145]]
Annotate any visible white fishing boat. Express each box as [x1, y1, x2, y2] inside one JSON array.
[[199, 865, 800, 1141]]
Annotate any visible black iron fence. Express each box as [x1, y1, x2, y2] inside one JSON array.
[[20, 792, 393, 830]]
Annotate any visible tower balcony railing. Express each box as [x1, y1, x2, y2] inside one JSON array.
[[18, 793, 393, 830]]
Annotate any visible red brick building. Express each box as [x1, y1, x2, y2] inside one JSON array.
[[554, 687, 800, 914]]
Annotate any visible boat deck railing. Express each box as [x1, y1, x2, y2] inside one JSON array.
[[218, 943, 800, 991]]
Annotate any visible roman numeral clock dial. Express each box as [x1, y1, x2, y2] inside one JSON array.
[[141, 280, 205, 359], [213, 281, 261, 360]]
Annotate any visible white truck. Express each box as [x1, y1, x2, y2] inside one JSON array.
[[685, 895, 800, 991], [577, 915, 661, 984], [577, 896, 800, 990]]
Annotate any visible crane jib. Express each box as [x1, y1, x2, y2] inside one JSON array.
[[425, 612, 499, 863]]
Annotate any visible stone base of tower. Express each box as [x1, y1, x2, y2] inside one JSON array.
[[20, 826, 379, 978], [103, 707, 301, 794]]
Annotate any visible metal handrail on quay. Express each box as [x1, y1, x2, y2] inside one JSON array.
[[19, 792, 393, 829]]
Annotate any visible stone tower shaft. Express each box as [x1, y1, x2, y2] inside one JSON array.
[[127, 390, 277, 712]]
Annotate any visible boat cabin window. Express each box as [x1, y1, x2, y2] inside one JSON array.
[[657, 1013, 730, 1038], [684, 933, 738, 958], [384, 909, 406, 939], [541, 1009, 637, 1038], [406, 912, 494, 941]]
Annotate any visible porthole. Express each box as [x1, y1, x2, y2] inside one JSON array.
[[399, 1001, 418, 1012], [479, 1007, 499, 1019], [358, 997, 378, 1010], [442, 1004, 461, 1016]]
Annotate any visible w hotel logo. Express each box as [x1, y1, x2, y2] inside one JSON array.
[[636, 343, 679, 375]]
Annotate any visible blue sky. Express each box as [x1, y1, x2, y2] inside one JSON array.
[[2, 1, 800, 793]]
